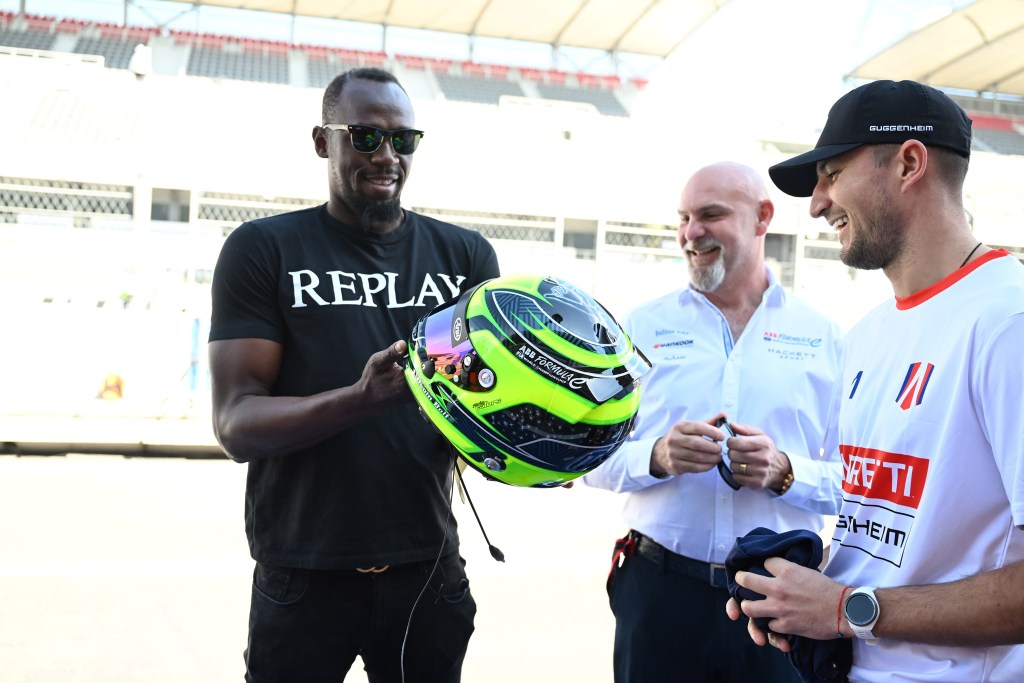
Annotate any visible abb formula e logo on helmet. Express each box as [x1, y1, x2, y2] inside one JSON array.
[[405, 274, 651, 487]]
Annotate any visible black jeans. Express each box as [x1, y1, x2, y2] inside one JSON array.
[[608, 544, 802, 683], [245, 553, 476, 683]]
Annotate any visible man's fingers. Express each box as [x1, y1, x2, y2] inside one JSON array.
[[373, 340, 408, 369], [746, 611, 768, 646], [766, 630, 793, 652], [728, 422, 765, 437], [730, 597, 770, 647], [734, 568, 771, 589], [725, 597, 742, 621], [762, 556, 795, 577]]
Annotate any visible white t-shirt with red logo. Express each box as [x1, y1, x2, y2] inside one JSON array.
[[826, 250, 1024, 682]]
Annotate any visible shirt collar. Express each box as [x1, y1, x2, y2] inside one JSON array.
[[680, 266, 784, 307]]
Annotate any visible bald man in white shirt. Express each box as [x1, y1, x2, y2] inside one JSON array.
[[584, 161, 844, 683]]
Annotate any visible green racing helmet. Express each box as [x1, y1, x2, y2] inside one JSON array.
[[405, 274, 651, 487]]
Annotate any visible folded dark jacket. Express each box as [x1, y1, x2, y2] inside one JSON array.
[[725, 526, 852, 683]]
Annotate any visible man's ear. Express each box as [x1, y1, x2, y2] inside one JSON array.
[[312, 126, 328, 158], [755, 198, 774, 236], [896, 139, 927, 192]]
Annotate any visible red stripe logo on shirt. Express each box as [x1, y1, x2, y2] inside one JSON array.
[[840, 445, 929, 509], [896, 362, 934, 411]]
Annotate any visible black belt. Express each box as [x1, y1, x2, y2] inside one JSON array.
[[629, 530, 729, 589]]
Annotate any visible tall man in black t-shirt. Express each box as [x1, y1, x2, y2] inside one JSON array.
[[208, 67, 500, 682]]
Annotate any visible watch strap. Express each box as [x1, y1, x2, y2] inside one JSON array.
[[845, 586, 880, 641]]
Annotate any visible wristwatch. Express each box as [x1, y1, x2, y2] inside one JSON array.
[[844, 587, 880, 641]]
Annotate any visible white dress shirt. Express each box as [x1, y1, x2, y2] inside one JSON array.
[[584, 270, 844, 564]]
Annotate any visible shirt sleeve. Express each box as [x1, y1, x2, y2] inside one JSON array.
[[582, 434, 671, 491], [975, 312, 1024, 527], [209, 222, 284, 343], [781, 448, 843, 515], [780, 332, 845, 515], [582, 306, 670, 492], [474, 235, 501, 283]]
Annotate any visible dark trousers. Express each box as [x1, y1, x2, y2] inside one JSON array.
[[608, 541, 801, 683], [244, 553, 476, 683]]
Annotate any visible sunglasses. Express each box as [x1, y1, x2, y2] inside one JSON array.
[[322, 123, 424, 155], [715, 417, 742, 490]]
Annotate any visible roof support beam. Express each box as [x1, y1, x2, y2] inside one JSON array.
[[610, 0, 658, 53], [664, 0, 728, 56]]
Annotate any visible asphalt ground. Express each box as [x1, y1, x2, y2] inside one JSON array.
[[0, 453, 621, 682]]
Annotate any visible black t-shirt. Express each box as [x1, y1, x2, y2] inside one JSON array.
[[209, 204, 500, 569]]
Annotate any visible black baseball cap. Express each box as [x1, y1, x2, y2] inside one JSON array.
[[769, 80, 973, 197]]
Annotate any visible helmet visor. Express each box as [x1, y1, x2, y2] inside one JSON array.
[[410, 286, 496, 391]]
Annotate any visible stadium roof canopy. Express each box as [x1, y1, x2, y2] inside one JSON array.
[[847, 0, 1024, 98], [161, 0, 730, 57]]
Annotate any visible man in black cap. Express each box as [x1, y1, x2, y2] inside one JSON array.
[[726, 79, 1024, 682]]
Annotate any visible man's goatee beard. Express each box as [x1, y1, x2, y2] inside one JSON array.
[[360, 199, 403, 232], [689, 258, 725, 293]]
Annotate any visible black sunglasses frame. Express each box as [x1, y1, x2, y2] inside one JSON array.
[[715, 417, 742, 490], [322, 123, 424, 155]]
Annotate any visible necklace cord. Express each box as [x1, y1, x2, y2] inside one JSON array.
[[960, 242, 983, 268]]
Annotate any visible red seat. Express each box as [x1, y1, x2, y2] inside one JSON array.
[[462, 61, 488, 78], [970, 113, 1017, 131], [545, 69, 568, 85], [396, 54, 425, 69]]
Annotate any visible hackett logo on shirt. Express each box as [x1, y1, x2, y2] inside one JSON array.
[[288, 270, 466, 309]]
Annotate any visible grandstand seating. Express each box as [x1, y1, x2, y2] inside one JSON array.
[[0, 25, 56, 51], [971, 113, 1024, 156], [0, 10, 643, 115], [578, 73, 622, 89], [974, 128, 1024, 155], [535, 82, 628, 117], [72, 35, 138, 69], [434, 72, 525, 105], [306, 53, 365, 89], [186, 44, 289, 84]]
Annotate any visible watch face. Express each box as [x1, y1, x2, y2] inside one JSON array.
[[846, 592, 878, 626]]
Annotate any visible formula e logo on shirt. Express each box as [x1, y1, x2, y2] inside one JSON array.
[[896, 362, 934, 410], [763, 331, 822, 347]]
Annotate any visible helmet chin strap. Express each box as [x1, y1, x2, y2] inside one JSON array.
[[452, 450, 505, 562]]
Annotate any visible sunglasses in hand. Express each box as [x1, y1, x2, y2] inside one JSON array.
[[715, 416, 742, 490]]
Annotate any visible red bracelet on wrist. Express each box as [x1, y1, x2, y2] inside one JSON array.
[[836, 585, 852, 638]]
